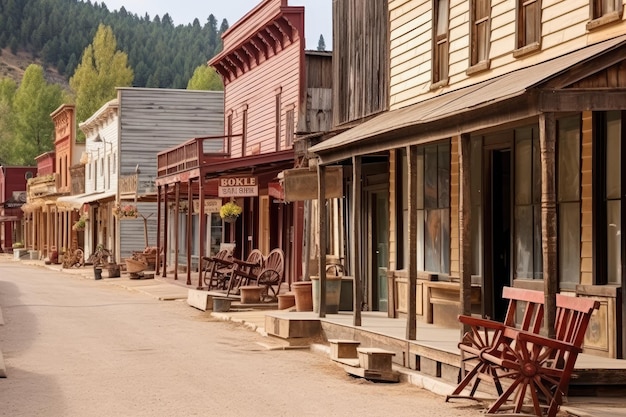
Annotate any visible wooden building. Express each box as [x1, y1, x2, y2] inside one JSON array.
[[310, 0, 626, 359], [0, 166, 34, 251], [154, 0, 332, 288]]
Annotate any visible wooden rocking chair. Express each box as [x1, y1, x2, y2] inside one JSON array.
[[226, 249, 264, 297], [202, 249, 234, 290], [257, 248, 285, 301]]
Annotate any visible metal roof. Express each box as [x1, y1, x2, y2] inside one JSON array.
[[310, 34, 626, 160]]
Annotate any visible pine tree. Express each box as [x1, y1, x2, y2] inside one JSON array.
[[317, 34, 326, 51]]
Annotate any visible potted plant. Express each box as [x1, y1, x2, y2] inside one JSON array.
[[220, 201, 242, 223], [88, 244, 111, 280]]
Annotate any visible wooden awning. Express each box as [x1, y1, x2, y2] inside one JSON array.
[[310, 34, 626, 164]]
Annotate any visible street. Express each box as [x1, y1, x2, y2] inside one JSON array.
[[0, 260, 485, 417]]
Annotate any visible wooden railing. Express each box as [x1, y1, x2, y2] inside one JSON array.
[[157, 135, 233, 178], [120, 174, 138, 199]]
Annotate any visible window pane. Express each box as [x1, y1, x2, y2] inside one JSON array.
[[440, 208, 450, 274], [424, 147, 438, 208], [417, 210, 425, 270], [607, 200, 622, 284], [515, 137, 532, 205], [533, 205, 543, 279], [476, 0, 489, 18], [425, 209, 443, 272], [558, 116, 580, 202], [515, 206, 534, 279], [436, 0, 449, 36], [477, 22, 488, 62], [559, 202, 580, 286], [524, 1, 539, 44], [438, 144, 450, 208], [606, 111, 621, 199]]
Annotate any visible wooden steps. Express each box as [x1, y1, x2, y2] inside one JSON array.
[[329, 339, 399, 382]]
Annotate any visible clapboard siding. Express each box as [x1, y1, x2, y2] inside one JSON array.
[[388, 0, 626, 110], [119, 202, 157, 259], [222, 0, 284, 50], [225, 40, 302, 158]]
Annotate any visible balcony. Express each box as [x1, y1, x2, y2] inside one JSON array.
[[120, 174, 138, 200], [157, 135, 231, 179], [27, 173, 59, 198]]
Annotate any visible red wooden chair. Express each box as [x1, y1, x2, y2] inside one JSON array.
[[481, 294, 600, 417], [226, 249, 264, 297], [257, 248, 285, 301], [447, 287, 546, 402], [202, 249, 233, 290]]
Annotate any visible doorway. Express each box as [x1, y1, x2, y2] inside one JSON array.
[[483, 144, 512, 322]]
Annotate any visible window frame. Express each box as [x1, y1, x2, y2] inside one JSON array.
[[431, 0, 450, 88], [587, 0, 624, 30], [467, 0, 491, 74], [513, 0, 542, 58]]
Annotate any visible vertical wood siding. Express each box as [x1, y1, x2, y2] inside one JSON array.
[[333, 0, 389, 125], [225, 41, 302, 157], [388, 0, 626, 110], [117, 88, 224, 255]]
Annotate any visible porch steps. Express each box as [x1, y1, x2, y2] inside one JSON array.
[[329, 339, 400, 382], [264, 313, 321, 348]]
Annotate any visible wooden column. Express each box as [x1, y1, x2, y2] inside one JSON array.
[[186, 179, 192, 285], [539, 112, 557, 338], [155, 185, 162, 275], [459, 134, 472, 335], [406, 147, 418, 340], [173, 182, 180, 280], [318, 163, 327, 318], [198, 178, 206, 289], [163, 184, 169, 278], [352, 156, 363, 327]]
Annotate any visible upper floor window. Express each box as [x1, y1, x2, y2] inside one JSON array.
[[587, 0, 624, 30], [285, 107, 295, 148], [432, 0, 450, 87], [514, 0, 542, 57], [242, 105, 248, 157], [468, 0, 491, 73], [275, 88, 282, 151]]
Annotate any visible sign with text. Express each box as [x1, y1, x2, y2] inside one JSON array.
[[192, 198, 222, 214], [218, 176, 258, 197]]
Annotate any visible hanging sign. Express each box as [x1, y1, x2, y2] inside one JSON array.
[[192, 199, 222, 214], [218, 176, 258, 197]]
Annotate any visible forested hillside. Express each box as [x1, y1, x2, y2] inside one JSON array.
[[0, 0, 228, 88]]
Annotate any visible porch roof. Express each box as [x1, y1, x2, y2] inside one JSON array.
[[56, 191, 116, 210], [309, 34, 626, 164]]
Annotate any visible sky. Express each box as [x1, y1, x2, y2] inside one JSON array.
[[101, 0, 332, 50]]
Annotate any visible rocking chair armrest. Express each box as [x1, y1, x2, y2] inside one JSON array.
[[516, 330, 582, 354], [458, 314, 506, 332], [232, 258, 260, 268]]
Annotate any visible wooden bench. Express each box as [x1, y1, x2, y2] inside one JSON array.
[[447, 287, 600, 417]]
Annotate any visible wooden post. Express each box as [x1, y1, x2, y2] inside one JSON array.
[[540, 112, 557, 338], [174, 182, 180, 280], [459, 134, 472, 336], [163, 184, 169, 278], [407, 146, 418, 340], [303, 200, 311, 284], [198, 178, 206, 289], [186, 179, 193, 285], [352, 156, 362, 327], [155, 185, 162, 275], [318, 163, 327, 318]]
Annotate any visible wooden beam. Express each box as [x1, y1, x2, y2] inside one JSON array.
[[186, 179, 192, 285], [173, 182, 180, 280], [539, 112, 557, 339], [539, 89, 626, 112], [318, 163, 327, 318], [458, 134, 472, 336], [352, 155, 362, 327], [406, 146, 418, 340], [198, 178, 206, 289], [162, 184, 169, 278]]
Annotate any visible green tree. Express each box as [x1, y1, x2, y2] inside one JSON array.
[[11, 64, 63, 164], [0, 78, 18, 165], [69, 24, 133, 130], [187, 65, 223, 91], [317, 34, 326, 51]]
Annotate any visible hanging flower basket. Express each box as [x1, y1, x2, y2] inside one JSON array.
[[220, 201, 242, 223], [113, 203, 138, 219]]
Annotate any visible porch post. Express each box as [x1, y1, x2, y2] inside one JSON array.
[[459, 134, 472, 335], [173, 182, 180, 280], [156, 185, 162, 275], [318, 163, 327, 318], [186, 179, 192, 285], [352, 156, 363, 327], [163, 184, 169, 278], [198, 177, 206, 289], [407, 146, 418, 340], [539, 112, 557, 338]]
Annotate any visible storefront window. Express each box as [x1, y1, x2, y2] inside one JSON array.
[[605, 111, 622, 284]]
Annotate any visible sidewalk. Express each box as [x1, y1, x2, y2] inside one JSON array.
[[2, 255, 626, 416]]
